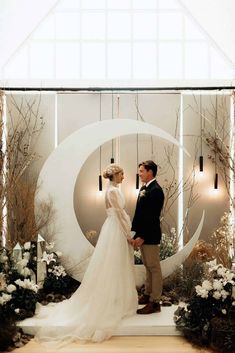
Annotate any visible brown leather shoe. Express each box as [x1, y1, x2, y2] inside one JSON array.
[[137, 301, 161, 315], [138, 294, 150, 305]]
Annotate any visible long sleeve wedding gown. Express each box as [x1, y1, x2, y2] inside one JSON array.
[[26, 181, 138, 344]]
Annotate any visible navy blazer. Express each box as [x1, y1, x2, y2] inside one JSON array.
[[131, 180, 164, 245]]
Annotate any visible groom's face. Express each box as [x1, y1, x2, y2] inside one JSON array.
[[139, 165, 153, 183]]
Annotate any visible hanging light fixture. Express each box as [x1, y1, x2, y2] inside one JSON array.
[[214, 172, 218, 189], [98, 93, 102, 191], [99, 174, 102, 191], [199, 94, 204, 172], [136, 92, 139, 189], [110, 91, 115, 164], [214, 95, 219, 189]]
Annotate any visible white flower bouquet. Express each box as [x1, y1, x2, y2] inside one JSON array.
[[174, 260, 235, 350]]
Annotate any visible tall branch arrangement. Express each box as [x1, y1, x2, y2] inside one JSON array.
[[191, 93, 235, 260], [0, 92, 54, 249]]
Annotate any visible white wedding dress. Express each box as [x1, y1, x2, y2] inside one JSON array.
[[28, 181, 138, 344]]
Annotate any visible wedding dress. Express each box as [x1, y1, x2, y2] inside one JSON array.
[[27, 181, 138, 344]]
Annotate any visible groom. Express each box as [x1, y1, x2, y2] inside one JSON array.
[[132, 160, 164, 314]]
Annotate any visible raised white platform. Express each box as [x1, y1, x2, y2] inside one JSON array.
[[20, 305, 180, 337]]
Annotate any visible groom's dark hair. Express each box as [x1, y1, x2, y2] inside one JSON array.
[[139, 160, 158, 177]]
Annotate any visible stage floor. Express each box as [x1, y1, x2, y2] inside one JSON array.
[[20, 305, 180, 336]]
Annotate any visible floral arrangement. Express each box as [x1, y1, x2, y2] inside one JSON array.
[[0, 244, 39, 351], [189, 240, 214, 262], [174, 260, 235, 352], [41, 242, 79, 297], [160, 227, 177, 260], [134, 249, 142, 264], [209, 212, 234, 268], [0, 244, 39, 322], [0, 239, 80, 351]]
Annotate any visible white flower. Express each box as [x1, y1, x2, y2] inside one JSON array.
[[213, 291, 222, 300], [208, 263, 222, 273], [170, 227, 176, 235], [217, 267, 225, 277], [23, 252, 30, 260], [223, 271, 235, 285], [134, 249, 142, 259], [195, 285, 209, 298], [15, 279, 22, 286], [0, 293, 12, 305], [16, 258, 29, 275], [201, 280, 213, 291], [221, 309, 227, 315], [41, 251, 56, 265], [15, 279, 38, 293], [139, 189, 146, 198], [195, 284, 202, 293], [17, 258, 28, 268], [200, 289, 209, 298], [6, 284, 16, 293], [0, 273, 7, 291], [23, 242, 31, 250], [14, 308, 20, 313], [20, 267, 31, 277], [0, 254, 8, 263], [207, 259, 217, 266], [52, 265, 66, 277], [213, 279, 223, 291], [221, 289, 229, 300]]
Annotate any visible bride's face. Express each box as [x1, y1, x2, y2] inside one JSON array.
[[113, 171, 124, 184]]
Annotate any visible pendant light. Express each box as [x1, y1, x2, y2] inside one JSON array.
[[98, 93, 102, 191], [136, 92, 139, 189], [199, 94, 204, 172], [214, 95, 219, 189]]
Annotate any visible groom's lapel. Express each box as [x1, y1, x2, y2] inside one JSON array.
[[137, 185, 146, 202]]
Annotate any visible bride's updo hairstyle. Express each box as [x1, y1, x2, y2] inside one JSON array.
[[103, 164, 123, 181]]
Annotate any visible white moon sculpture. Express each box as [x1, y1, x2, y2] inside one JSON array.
[[36, 119, 203, 282]]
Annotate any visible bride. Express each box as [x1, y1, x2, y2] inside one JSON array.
[[28, 164, 138, 344]]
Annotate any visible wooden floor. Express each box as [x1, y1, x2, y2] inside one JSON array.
[[16, 336, 215, 353]]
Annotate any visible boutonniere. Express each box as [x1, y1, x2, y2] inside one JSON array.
[[139, 189, 146, 198]]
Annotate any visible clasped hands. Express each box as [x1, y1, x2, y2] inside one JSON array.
[[128, 237, 144, 250]]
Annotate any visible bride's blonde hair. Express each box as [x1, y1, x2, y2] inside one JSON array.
[[103, 164, 123, 180]]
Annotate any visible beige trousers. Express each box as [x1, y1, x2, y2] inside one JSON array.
[[140, 244, 163, 302]]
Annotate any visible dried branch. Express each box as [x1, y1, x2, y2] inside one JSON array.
[[0, 93, 53, 249]]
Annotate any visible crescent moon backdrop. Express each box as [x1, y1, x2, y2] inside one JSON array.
[[35, 119, 203, 282]]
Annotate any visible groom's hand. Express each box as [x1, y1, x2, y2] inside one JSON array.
[[134, 237, 144, 249]]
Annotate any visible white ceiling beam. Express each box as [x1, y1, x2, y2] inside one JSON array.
[[180, 0, 235, 67], [0, 0, 59, 69]]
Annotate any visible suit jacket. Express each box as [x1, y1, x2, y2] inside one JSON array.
[[131, 180, 164, 245]]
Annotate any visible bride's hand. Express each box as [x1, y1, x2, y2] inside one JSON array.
[[127, 238, 135, 246]]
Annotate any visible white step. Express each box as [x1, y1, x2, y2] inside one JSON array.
[[19, 305, 180, 337]]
